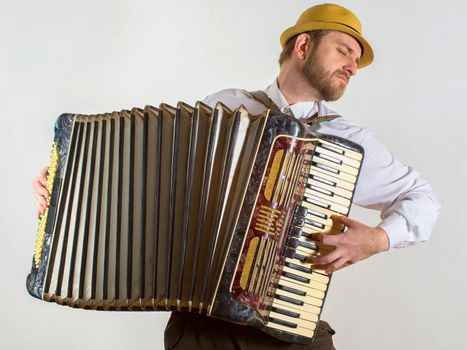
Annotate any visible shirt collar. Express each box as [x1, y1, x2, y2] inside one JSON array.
[[264, 79, 324, 120]]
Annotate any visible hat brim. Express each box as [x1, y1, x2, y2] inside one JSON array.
[[280, 22, 374, 69]]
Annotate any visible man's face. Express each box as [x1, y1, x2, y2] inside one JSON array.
[[301, 31, 362, 101]]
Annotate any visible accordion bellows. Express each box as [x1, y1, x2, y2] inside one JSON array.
[[27, 101, 364, 344]]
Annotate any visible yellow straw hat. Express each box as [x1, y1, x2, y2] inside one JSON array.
[[280, 3, 374, 68]]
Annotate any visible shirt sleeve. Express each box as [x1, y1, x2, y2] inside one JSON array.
[[353, 131, 441, 248]]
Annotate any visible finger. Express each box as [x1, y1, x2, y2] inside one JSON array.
[[32, 179, 49, 199], [33, 191, 47, 208], [33, 167, 49, 186], [34, 183, 49, 199], [35, 200, 46, 216], [39, 166, 49, 183], [324, 257, 349, 274], [308, 248, 340, 266], [36, 209, 45, 220], [330, 215, 354, 225], [320, 233, 341, 247], [312, 232, 340, 248], [312, 232, 324, 242]]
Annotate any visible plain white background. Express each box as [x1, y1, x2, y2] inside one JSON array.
[[1, 0, 465, 349]]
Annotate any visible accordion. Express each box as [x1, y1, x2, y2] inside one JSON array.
[[27, 101, 364, 344]]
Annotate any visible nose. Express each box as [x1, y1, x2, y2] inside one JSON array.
[[344, 59, 358, 77]]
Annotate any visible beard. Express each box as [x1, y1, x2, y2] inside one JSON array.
[[301, 51, 349, 102]]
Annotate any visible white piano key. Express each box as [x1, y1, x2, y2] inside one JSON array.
[[305, 186, 351, 207], [268, 310, 317, 330], [282, 266, 328, 290], [266, 319, 316, 339], [272, 299, 321, 319], [274, 288, 324, 313], [279, 276, 326, 299], [307, 178, 353, 199], [309, 168, 355, 191], [303, 192, 349, 215], [318, 140, 363, 161], [315, 145, 361, 168], [310, 163, 357, 184]]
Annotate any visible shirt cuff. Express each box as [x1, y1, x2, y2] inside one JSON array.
[[378, 213, 409, 249]]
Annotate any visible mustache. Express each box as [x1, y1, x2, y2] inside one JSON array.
[[334, 70, 350, 83]]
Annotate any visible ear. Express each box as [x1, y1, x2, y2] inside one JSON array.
[[293, 33, 312, 61]]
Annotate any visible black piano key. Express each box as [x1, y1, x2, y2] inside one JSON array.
[[306, 208, 328, 220], [294, 205, 308, 217], [304, 196, 330, 209], [277, 283, 306, 296], [285, 262, 312, 274], [282, 247, 296, 259], [285, 261, 327, 277], [275, 293, 304, 306], [311, 161, 339, 175], [286, 237, 299, 248], [298, 240, 317, 251], [316, 152, 342, 165], [267, 317, 297, 329], [309, 174, 336, 187], [282, 247, 307, 262], [318, 141, 345, 155], [288, 235, 318, 251], [271, 306, 300, 318], [282, 271, 311, 284], [307, 184, 334, 197], [289, 226, 302, 238], [304, 218, 325, 230], [292, 216, 305, 227]]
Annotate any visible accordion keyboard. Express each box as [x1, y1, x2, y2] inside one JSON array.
[[266, 139, 363, 338]]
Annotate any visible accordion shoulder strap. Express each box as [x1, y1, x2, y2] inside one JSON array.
[[247, 90, 282, 114], [247, 90, 340, 125]]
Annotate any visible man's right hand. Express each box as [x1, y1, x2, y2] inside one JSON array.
[[32, 166, 49, 219]]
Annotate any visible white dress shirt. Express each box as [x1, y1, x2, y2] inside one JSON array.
[[203, 80, 441, 249]]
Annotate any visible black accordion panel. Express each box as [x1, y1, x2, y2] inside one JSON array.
[[27, 101, 364, 344]]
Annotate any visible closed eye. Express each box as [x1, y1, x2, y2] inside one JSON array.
[[338, 48, 347, 56]]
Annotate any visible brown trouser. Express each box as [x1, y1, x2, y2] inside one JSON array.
[[164, 312, 336, 350]]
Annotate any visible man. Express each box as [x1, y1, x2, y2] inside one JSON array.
[[32, 3, 441, 350]]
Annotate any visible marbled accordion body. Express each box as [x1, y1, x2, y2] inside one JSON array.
[[27, 101, 364, 344]]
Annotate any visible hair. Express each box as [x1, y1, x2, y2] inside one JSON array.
[[278, 30, 330, 66]]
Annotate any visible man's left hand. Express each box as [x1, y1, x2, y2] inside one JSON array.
[[308, 215, 390, 274]]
